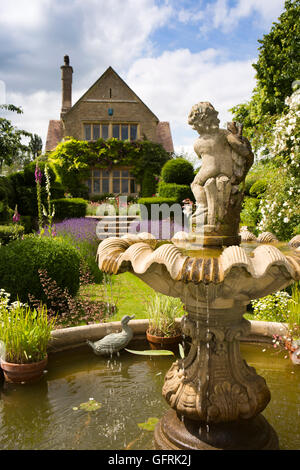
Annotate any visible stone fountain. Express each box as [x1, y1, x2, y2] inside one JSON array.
[[96, 102, 300, 450]]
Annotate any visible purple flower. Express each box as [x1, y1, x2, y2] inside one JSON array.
[[40, 218, 99, 242], [12, 207, 20, 223], [129, 218, 187, 240], [35, 165, 42, 184]]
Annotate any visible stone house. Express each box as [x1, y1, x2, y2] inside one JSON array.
[[45, 56, 174, 197]]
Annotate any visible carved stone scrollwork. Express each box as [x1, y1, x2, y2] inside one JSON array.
[[162, 315, 270, 423]]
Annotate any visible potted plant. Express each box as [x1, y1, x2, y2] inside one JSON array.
[[285, 282, 300, 365], [145, 293, 183, 350], [0, 293, 55, 383]]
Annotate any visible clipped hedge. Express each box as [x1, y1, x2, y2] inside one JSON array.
[[0, 235, 81, 304], [141, 169, 157, 197], [158, 181, 194, 203], [138, 197, 178, 220], [52, 198, 88, 220], [161, 158, 195, 185], [0, 224, 24, 245]]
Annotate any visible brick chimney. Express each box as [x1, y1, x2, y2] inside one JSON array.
[[60, 55, 73, 117]]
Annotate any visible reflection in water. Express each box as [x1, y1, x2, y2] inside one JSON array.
[[0, 378, 50, 449], [0, 343, 298, 450]]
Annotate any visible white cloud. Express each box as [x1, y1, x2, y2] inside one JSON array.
[[201, 0, 286, 32], [6, 90, 61, 149], [126, 47, 256, 148], [0, 0, 50, 29]]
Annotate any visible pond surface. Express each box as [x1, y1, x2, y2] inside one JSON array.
[[0, 342, 299, 450]]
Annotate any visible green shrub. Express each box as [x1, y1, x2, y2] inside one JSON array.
[[52, 198, 88, 220], [0, 175, 15, 208], [251, 291, 291, 322], [240, 197, 261, 233], [0, 176, 15, 223], [20, 215, 35, 233], [0, 224, 24, 245], [89, 193, 114, 203], [0, 201, 13, 223], [7, 163, 65, 217], [161, 158, 194, 185], [0, 235, 81, 304], [138, 197, 177, 220], [141, 169, 157, 197], [249, 179, 268, 198], [158, 181, 194, 203], [243, 174, 260, 196]]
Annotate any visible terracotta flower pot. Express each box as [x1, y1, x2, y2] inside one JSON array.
[[0, 356, 48, 384], [146, 330, 182, 351]]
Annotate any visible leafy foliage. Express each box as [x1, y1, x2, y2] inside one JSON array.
[[51, 198, 87, 220], [230, 0, 300, 153], [160, 157, 195, 185], [0, 224, 24, 245], [251, 290, 292, 323], [137, 197, 177, 220], [158, 181, 194, 203], [257, 86, 300, 240], [240, 197, 261, 233], [0, 293, 55, 364], [48, 137, 171, 197], [0, 235, 81, 304], [0, 104, 33, 171], [249, 179, 268, 198], [146, 293, 184, 337]]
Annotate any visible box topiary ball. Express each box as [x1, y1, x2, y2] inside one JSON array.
[[161, 158, 195, 185]]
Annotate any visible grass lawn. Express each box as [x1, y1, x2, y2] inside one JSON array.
[[80, 272, 157, 322]]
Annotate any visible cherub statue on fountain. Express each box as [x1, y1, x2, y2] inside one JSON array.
[[188, 102, 254, 245]]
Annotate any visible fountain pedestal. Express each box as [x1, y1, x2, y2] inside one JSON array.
[[154, 306, 278, 450], [154, 409, 279, 450]]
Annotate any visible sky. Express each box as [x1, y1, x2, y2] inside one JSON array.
[[0, 0, 286, 161]]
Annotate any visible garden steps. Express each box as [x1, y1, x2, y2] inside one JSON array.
[[86, 215, 140, 239]]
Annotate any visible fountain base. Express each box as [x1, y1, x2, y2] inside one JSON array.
[[154, 409, 279, 450], [193, 234, 241, 247]]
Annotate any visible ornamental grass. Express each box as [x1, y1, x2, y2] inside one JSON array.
[[0, 299, 55, 364]]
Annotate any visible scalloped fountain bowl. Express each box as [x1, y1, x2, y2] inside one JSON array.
[[96, 232, 300, 450]]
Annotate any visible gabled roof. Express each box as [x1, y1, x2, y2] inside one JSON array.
[[45, 120, 63, 152], [156, 122, 174, 153], [64, 66, 159, 121]]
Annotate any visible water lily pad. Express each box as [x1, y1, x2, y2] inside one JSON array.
[[137, 417, 159, 431], [78, 399, 102, 412], [125, 349, 174, 356]]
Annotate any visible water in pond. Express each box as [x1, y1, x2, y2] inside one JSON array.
[[0, 342, 299, 450]]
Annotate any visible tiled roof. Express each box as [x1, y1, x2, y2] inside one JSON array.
[[156, 121, 174, 153], [45, 120, 63, 152]]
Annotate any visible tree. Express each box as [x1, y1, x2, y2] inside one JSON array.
[[0, 104, 32, 172], [29, 134, 43, 159], [230, 0, 300, 153]]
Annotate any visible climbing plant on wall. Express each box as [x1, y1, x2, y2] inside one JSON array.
[[48, 138, 171, 197]]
